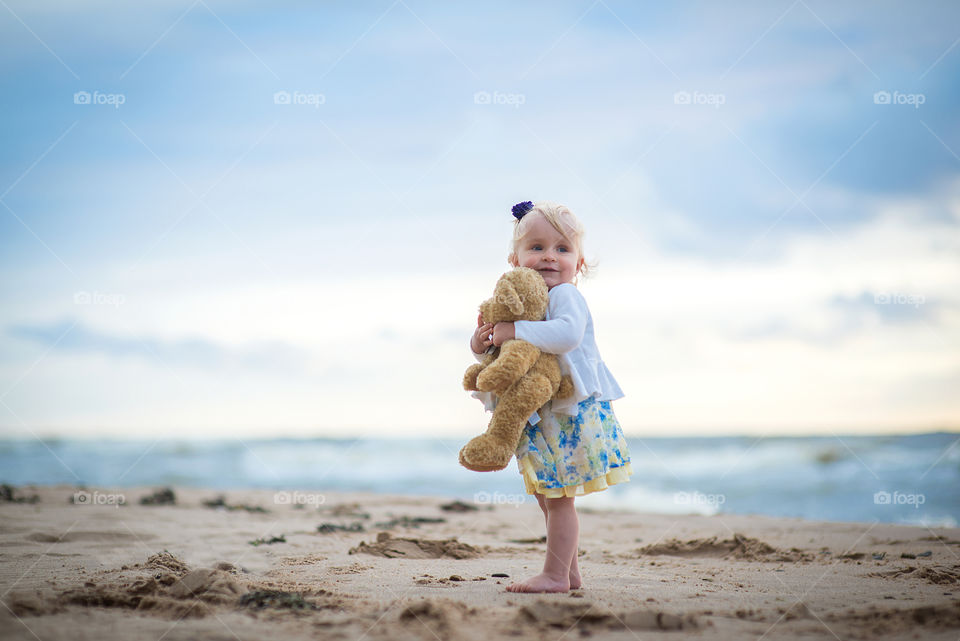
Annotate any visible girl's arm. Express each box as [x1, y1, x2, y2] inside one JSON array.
[[513, 284, 587, 354]]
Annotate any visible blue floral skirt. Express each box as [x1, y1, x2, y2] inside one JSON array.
[[516, 397, 632, 498]]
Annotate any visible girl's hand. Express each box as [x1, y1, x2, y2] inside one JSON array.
[[471, 313, 495, 353], [491, 321, 515, 346]]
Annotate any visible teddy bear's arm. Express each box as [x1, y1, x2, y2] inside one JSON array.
[[475, 340, 541, 394]]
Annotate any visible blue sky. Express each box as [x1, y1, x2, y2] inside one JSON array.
[[1, 0, 958, 437]]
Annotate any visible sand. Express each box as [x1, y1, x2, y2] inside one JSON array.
[[1, 484, 958, 640]]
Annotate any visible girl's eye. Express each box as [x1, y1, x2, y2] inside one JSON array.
[[531, 245, 542, 250], [558, 247, 568, 253]]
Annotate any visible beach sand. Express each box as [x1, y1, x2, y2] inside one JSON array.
[[1, 484, 958, 640]]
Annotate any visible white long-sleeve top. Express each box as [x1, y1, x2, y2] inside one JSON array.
[[471, 283, 624, 419]]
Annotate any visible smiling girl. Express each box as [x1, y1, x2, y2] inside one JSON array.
[[470, 201, 632, 593]]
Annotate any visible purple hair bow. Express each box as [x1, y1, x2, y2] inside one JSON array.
[[511, 201, 534, 220]]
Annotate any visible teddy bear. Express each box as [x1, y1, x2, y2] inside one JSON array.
[[460, 267, 573, 472]]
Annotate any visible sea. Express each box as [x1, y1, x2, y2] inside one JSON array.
[[1, 433, 957, 527]]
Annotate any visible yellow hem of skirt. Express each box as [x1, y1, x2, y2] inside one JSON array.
[[519, 457, 634, 498]]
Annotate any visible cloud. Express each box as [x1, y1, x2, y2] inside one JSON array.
[[734, 291, 943, 344], [7, 319, 308, 374], [1, 2, 958, 436]]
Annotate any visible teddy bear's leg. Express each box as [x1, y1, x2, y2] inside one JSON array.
[[525, 353, 572, 401], [459, 371, 555, 472], [476, 340, 540, 394], [463, 352, 496, 391], [463, 363, 484, 391], [555, 375, 575, 400]]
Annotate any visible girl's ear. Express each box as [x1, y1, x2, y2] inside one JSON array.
[[507, 252, 519, 267]]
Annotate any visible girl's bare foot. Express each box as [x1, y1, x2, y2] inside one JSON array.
[[505, 573, 570, 593]]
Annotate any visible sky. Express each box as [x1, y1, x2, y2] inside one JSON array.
[[1, 0, 958, 439]]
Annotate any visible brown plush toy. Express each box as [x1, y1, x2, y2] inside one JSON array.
[[460, 267, 573, 472]]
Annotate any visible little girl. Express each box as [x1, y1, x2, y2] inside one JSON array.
[[469, 200, 632, 593]]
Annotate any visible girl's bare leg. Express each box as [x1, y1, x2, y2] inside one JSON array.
[[534, 494, 581, 589], [506, 496, 579, 593], [569, 537, 582, 589]]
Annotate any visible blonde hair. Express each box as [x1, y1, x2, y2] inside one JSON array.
[[508, 201, 594, 280]]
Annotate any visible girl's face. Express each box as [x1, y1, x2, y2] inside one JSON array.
[[510, 214, 584, 289]]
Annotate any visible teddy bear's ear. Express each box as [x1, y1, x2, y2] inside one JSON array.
[[494, 278, 525, 316]]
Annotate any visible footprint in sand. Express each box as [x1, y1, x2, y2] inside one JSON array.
[[24, 530, 156, 544], [349, 532, 481, 559], [867, 564, 960, 585], [823, 602, 960, 637], [636, 533, 817, 562], [5, 551, 359, 621], [516, 600, 699, 631]]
